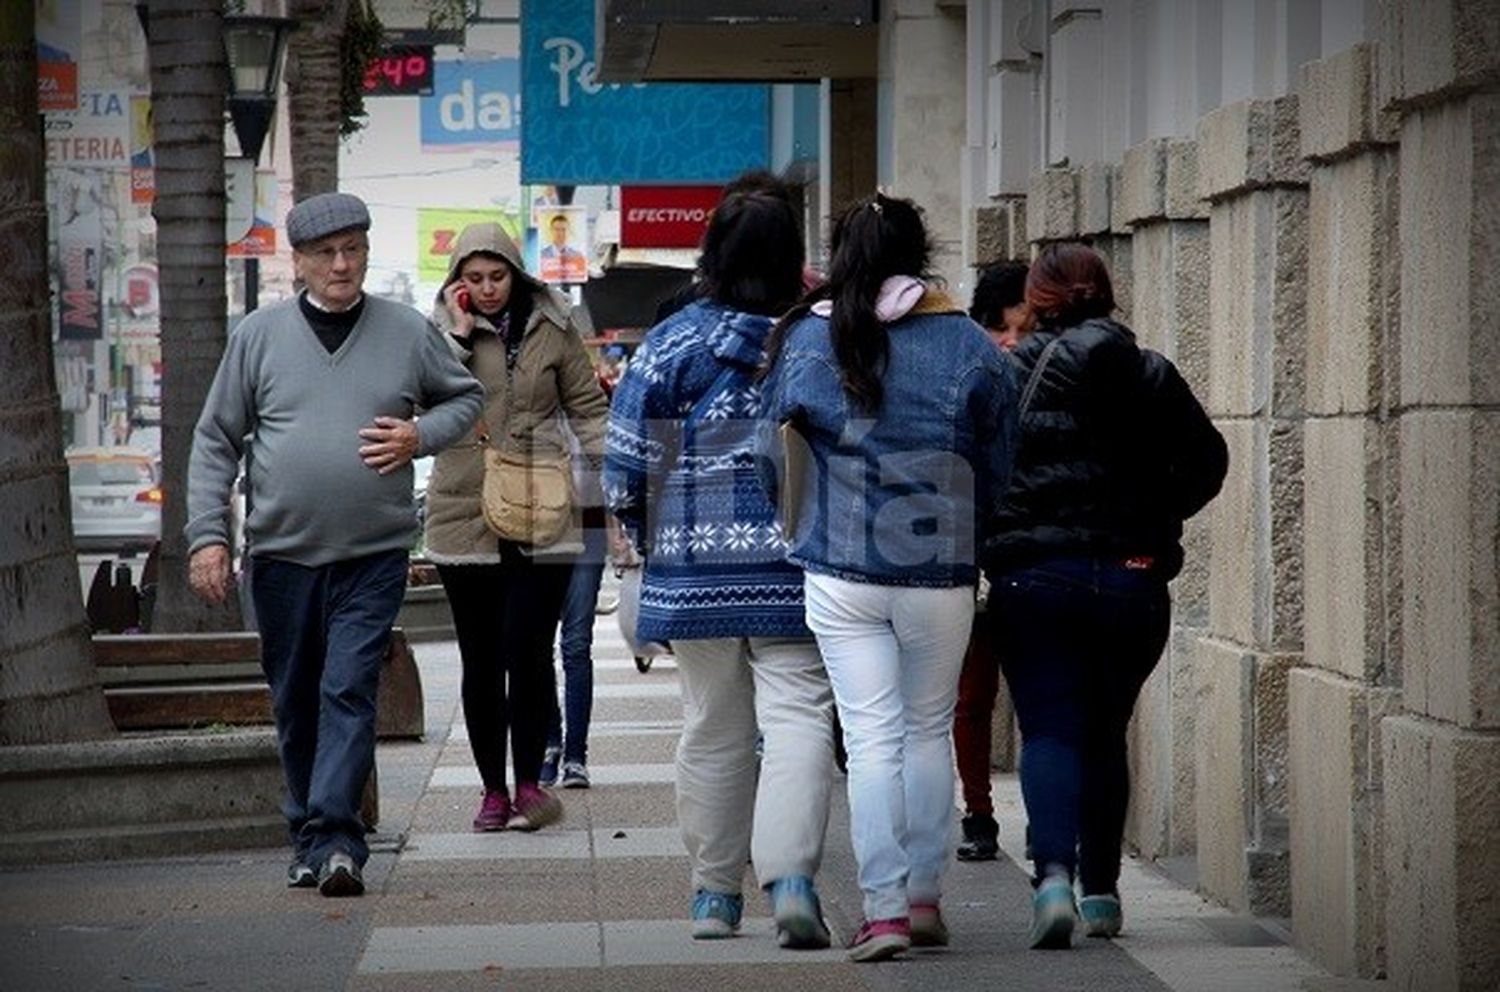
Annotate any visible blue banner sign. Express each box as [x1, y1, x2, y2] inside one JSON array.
[[420, 58, 521, 152], [520, 0, 769, 184]]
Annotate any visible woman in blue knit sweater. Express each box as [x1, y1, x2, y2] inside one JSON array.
[[604, 188, 837, 950]]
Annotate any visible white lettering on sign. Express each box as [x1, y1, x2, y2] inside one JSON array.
[[440, 79, 516, 132], [544, 35, 644, 109], [626, 208, 711, 223]]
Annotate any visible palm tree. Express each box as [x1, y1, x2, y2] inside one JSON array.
[[0, 3, 114, 743], [145, 0, 242, 632], [286, 0, 350, 199]]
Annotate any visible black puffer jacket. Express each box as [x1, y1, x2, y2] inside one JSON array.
[[982, 318, 1227, 579]]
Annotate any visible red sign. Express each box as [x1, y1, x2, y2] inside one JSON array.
[[38, 61, 78, 112], [620, 186, 722, 248]]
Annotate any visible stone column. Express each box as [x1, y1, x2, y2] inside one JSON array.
[[1193, 94, 1309, 917], [1113, 135, 1210, 862], [878, 1, 967, 291], [1288, 41, 1402, 980], [1375, 1, 1500, 988]]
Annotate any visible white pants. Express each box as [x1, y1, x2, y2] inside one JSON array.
[[673, 636, 836, 895], [804, 573, 974, 921]]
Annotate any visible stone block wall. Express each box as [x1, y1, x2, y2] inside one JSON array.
[[1288, 38, 1408, 981], [1116, 135, 1210, 863], [1193, 92, 1309, 919], [1374, 3, 1500, 988]]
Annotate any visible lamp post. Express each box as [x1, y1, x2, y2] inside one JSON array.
[[222, 15, 293, 314]]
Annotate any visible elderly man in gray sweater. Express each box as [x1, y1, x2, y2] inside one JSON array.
[[186, 193, 483, 897]]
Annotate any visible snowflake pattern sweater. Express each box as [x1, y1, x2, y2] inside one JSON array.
[[604, 300, 811, 642]]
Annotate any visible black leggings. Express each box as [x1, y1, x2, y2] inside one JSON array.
[[438, 545, 573, 793]]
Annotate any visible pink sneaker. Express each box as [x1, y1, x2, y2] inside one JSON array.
[[472, 789, 511, 832], [508, 782, 563, 831], [847, 916, 911, 962], [910, 902, 949, 947]]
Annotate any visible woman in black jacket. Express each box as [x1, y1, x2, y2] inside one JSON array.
[[984, 243, 1227, 949]]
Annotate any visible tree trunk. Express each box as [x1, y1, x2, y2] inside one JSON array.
[[286, 0, 348, 201], [146, 0, 243, 632], [0, 3, 114, 743]]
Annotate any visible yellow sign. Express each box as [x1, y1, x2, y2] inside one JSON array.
[[417, 208, 521, 283]]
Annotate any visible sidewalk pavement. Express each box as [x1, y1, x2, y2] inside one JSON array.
[[0, 612, 1379, 992]]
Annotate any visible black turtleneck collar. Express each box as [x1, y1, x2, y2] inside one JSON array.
[[299, 292, 366, 354]]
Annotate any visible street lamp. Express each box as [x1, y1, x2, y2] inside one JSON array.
[[222, 15, 293, 314], [223, 15, 292, 164]]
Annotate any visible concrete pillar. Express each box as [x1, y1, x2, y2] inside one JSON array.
[[1375, 3, 1500, 985], [878, 0, 967, 293], [821, 77, 878, 241], [1193, 92, 1309, 917], [1289, 40, 1404, 978], [1109, 132, 1209, 862]]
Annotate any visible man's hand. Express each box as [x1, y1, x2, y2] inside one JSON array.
[[359, 416, 420, 474], [189, 544, 233, 606]]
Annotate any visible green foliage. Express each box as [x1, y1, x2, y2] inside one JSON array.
[[339, 0, 383, 137], [423, 0, 472, 31]]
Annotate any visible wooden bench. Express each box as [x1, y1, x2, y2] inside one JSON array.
[[94, 628, 425, 740]]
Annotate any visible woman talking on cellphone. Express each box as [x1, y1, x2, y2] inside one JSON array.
[[423, 222, 608, 834]]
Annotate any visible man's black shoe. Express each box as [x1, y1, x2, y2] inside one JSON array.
[[318, 852, 364, 897]]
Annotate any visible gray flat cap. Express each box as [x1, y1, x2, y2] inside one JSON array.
[[286, 192, 371, 247]]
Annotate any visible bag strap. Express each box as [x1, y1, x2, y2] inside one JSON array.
[[1018, 335, 1066, 418]]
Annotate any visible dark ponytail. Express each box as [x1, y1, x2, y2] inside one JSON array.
[[762, 193, 934, 411]]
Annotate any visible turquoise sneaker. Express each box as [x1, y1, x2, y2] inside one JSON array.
[[767, 875, 831, 949], [1029, 873, 1076, 949], [691, 889, 743, 939], [1079, 893, 1123, 937]]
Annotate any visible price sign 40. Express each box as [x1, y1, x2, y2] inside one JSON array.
[[363, 46, 435, 96]]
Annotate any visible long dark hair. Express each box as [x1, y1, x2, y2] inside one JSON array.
[[1024, 242, 1115, 327], [696, 191, 805, 316], [762, 193, 934, 410]]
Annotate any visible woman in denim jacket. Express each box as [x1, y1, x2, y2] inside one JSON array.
[[758, 194, 1019, 960], [605, 189, 838, 950]]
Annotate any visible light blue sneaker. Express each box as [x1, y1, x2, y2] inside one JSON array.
[[691, 889, 743, 939], [1079, 893, 1123, 937], [1029, 872, 1076, 949], [767, 875, 831, 949]]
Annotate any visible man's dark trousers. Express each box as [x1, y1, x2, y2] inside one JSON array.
[[251, 548, 409, 870]]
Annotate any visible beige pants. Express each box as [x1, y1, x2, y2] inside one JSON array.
[[673, 636, 836, 895]]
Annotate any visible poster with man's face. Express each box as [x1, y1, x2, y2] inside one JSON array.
[[536, 204, 588, 284]]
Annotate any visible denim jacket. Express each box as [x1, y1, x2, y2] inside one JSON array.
[[757, 291, 1019, 588], [604, 301, 811, 641]]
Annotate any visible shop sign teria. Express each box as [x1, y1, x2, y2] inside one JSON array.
[[620, 186, 722, 248]]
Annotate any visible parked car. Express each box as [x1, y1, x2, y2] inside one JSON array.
[[66, 447, 162, 551]]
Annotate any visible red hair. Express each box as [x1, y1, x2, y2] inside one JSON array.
[[1025, 243, 1116, 326]]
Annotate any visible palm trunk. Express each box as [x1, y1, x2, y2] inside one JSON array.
[[0, 2, 114, 743], [146, 0, 242, 632], [286, 0, 348, 200]]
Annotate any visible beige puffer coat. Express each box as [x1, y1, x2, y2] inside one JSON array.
[[422, 222, 608, 563]]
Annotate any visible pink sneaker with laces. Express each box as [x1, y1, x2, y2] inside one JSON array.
[[472, 789, 511, 832], [847, 916, 911, 962]]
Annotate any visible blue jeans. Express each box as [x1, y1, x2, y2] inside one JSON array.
[[987, 555, 1169, 894], [546, 526, 605, 763], [250, 548, 408, 870]]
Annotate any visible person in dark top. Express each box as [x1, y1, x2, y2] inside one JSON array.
[[983, 243, 1226, 949], [952, 261, 1034, 865]]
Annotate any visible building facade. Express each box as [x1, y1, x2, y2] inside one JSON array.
[[597, 1, 1499, 986]]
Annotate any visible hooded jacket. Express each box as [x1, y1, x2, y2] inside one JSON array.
[[603, 299, 811, 641], [423, 222, 609, 563]]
